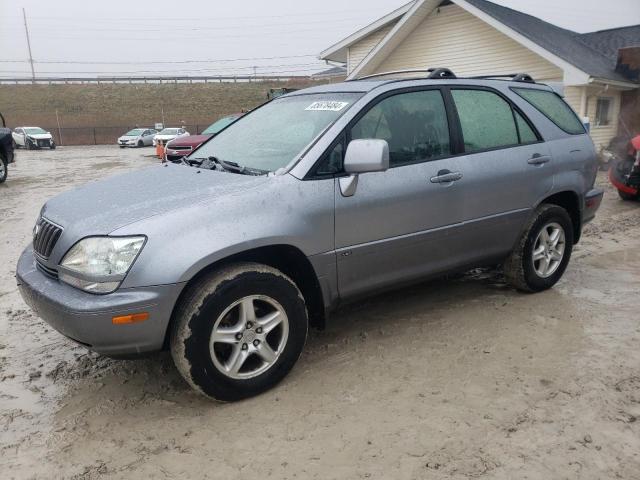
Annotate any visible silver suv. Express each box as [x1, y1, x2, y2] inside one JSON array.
[[17, 71, 603, 401]]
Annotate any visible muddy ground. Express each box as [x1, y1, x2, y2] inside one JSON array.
[[1, 146, 639, 479]]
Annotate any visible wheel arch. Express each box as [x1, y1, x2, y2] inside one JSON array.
[[537, 190, 581, 243], [163, 244, 326, 349]]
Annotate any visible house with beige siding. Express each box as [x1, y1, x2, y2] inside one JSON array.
[[320, 0, 640, 150]]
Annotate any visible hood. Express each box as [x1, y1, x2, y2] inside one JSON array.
[[168, 134, 211, 148], [27, 133, 52, 139], [41, 163, 269, 234], [155, 133, 181, 139]]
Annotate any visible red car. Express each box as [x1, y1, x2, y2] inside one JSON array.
[[165, 114, 242, 162]]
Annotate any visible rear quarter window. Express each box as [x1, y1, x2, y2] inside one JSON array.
[[512, 88, 585, 135]]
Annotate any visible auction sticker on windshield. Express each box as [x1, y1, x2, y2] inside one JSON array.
[[305, 101, 349, 111]]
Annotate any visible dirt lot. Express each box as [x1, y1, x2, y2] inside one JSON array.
[[1, 146, 639, 479]]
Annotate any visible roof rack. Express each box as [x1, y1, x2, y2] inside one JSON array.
[[352, 67, 457, 81], [468, 73, 536, 83]]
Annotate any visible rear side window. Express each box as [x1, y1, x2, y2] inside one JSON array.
[[350, 89, 451, 167], [514, 110, 538, 144], [451, 89, 519, 152], [512, 88, 585, 134]]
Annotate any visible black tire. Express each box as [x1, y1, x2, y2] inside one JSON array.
[[618, 189, 637, 201], [137, 140, 143, 147], [0, 153, 7, 184], [50, 142, 56, 150], [504, 204, 574, 293], [26, 140, 34, 150], [170, 262, 308, 401]]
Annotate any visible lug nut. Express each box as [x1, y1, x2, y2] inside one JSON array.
[[253, 339, 260, 346], [235, 333, 243, 340], [246, 321, 253, 329], [256, 327, 263, 334], [241, 343, 248, 350]]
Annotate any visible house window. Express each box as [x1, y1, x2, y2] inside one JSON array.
[[595, 97, 612, 127]]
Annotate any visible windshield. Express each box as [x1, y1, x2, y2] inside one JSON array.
[[159, 128, 180, 135], [124, 128, 144, 136], [24, 127, 47, 135], [192, 93, 362, 172], [202, 115, 240, 135]]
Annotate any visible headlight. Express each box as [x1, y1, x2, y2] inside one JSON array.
[[58, 236, 146, 293]]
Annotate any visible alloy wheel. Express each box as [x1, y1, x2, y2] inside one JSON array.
[[209, 295, 289, 380], [532, 222, 565, 278]]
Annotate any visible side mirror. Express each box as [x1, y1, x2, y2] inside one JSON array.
[[340, 139, 389, 197]]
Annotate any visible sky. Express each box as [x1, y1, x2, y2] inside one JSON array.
[[1, 0, 639, 78]]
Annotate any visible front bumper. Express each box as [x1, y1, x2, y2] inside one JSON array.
[[16, 246, 184, 356]]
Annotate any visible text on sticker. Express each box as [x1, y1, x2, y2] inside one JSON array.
[[305, 101, 349, 111]]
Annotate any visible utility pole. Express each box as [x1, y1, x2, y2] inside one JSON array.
[[22, 8, 35, 82]]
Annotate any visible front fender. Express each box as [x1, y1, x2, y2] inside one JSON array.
[[114, 175, 335, 288]]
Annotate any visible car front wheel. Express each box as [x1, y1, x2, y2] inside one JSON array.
[[0, 152, 7, 183], [170, 262, 308, 401], [504, 204, 573, 292]]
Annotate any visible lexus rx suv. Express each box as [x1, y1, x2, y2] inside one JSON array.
[[17, 70, 603, 401]]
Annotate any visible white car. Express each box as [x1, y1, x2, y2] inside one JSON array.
[[153, 127, 189, 146], [117, 128, 157, 148], [12, 127, 55, 149]]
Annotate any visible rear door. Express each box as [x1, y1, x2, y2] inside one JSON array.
[[330, 88, 468, 299], [447, 87, 553, 261]]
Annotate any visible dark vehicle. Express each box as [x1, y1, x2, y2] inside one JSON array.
[[609, 134, 640, 200], [267, 88, 298, 100], [0, 112, 16, 184], [165, 114, 242, 162]]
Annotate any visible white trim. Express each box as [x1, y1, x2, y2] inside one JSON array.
[[318, 1, 414, 63], [589, 77, 639, 90]]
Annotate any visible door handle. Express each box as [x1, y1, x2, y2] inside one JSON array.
[[430, 170, 463, 183], [527, 154, 550, 165]]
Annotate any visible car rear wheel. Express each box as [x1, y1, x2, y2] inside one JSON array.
[[504, 204, 573, 292], [0, 153, 7, 183], [170, 262, 308, 401]]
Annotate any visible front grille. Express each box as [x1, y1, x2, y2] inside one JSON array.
[[170, 145, 192, 151], [33, 217, 63, 259], [36, 260, 59, 279], [37, 139, 50, 147]]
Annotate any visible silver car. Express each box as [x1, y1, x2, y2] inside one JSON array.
[[17, 71, 603, 401], [117, 128, 157, 148]]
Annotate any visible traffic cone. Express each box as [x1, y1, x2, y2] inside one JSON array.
[[156, 140, 165, 160]]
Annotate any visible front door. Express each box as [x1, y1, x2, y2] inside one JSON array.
[[331, 88, 468, 299]]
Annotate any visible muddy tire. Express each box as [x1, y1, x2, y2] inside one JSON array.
[[504, 204, 574, 293], [0, 153, 6, 183], [170, 262, 308, 401], [617, 189, 637, 201]]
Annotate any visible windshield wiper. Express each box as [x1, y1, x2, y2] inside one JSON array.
[[182, 156, 267, 176]]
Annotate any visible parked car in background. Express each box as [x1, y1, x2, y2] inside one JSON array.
[[153, 127, 189, 146], [117, 128, 157, 148], [12, 127, 55, 149], [0, 112, 15, 183], [165, 114, 242, 162], [16, 71, 603, 401]]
